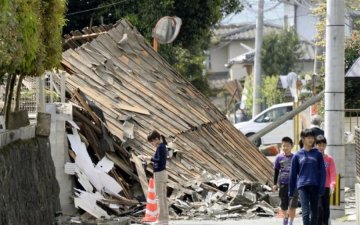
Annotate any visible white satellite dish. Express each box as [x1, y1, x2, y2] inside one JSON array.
[[153, 16, 182, 44]]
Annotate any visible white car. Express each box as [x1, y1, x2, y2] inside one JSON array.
[[234, 102, 294, 147]]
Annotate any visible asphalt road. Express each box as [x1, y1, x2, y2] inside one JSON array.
[[168, 218, 356, 225]]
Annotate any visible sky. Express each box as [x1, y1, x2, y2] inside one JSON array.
[[221, 0, 285, 26]]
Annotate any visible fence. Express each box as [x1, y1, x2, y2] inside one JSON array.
[[345, 109, 360, 133], [0, 71, 66, 119]]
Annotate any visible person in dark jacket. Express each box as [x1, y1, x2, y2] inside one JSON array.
[[289, 129, 326, 225], [147, 130, 169, 225]]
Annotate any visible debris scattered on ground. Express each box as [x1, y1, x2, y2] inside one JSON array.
[[64, 102, 279, 221], [63, 99, 279, 222], [56, 20, 276, 223]]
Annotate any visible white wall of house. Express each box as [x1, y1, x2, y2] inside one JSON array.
[[228, 40, 255, 80], [208, 44, 229, 73], [285, 2, 352, 41], [295, 6, 318, 41], [230, 64, 248, 80], [283, 3, 318, 41], [284, 3, 296, 28], [299, 61, 315, 75]]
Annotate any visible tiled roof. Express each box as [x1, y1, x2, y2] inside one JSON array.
[[213, 23, 283, 41], [227, 40, 315, 66]]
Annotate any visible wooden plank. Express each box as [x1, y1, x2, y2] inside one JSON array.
[[73, 88, 101, 125], [84, 46, 196, 130], [63, 21, 274, 184], [106, 152, 139, 182], [110, 169, 131, 199], [81, 123, 104, 159], [97, 28, 215, 125], [67, 61, 187, 134], [74, 191, 110, 219], [117, 104, 151, 116], [131, 153, 148, 197]]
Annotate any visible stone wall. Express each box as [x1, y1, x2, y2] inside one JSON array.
[[0, 137, 60, 225]]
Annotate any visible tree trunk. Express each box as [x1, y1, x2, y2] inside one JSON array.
[[5, 74, 17, 128], [2, 74, 12, 114], [14, 74, 25, 111]]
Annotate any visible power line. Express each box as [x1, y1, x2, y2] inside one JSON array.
[[242, 0, 282, 13], [66, 0, 129, 16]]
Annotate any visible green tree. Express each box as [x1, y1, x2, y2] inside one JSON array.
[[311, 1, 360, 109], [64, 0, 243, 94], [0, 0, 66, 126], [261, 29, 303, 76], [243, 74, 253, 116], [262, 75, 284, 107]]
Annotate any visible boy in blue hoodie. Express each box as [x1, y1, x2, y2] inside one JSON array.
[[288, 129, 326, 225]]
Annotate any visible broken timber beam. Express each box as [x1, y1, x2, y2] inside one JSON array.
[[73, 108, 129, 158]]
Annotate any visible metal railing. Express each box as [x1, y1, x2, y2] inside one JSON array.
[[345, 109, 360, 133], [0, 71, 65, 118]]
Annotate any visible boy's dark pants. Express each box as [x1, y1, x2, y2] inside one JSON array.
[[279, 185, 298, 210], [317, 188, 330, 225], [298, 185, 319, 225]]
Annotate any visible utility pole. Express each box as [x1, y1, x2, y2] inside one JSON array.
[[252, 0, 264, 117], [325, 0, 345, 218]]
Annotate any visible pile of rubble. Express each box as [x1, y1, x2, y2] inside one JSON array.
[[59, 92, 279, 223], [55, 19, 276, 224], [169, 179, 279, 220]]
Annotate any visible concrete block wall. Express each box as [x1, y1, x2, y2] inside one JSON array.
[[345, 144, 356, 188], [47, 104, 76, 215], [0, 125, 36, 148]]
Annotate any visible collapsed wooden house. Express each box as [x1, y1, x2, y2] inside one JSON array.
[[60, 20, 273, 202]]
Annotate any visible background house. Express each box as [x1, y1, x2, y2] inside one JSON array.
[[206, 23, 316, 111], [206, 0, 356, 112]]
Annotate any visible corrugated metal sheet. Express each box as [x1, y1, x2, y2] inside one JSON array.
[[61, 20, 273, 184]]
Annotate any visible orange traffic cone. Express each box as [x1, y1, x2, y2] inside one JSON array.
[[142, 178, 158, 223]]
